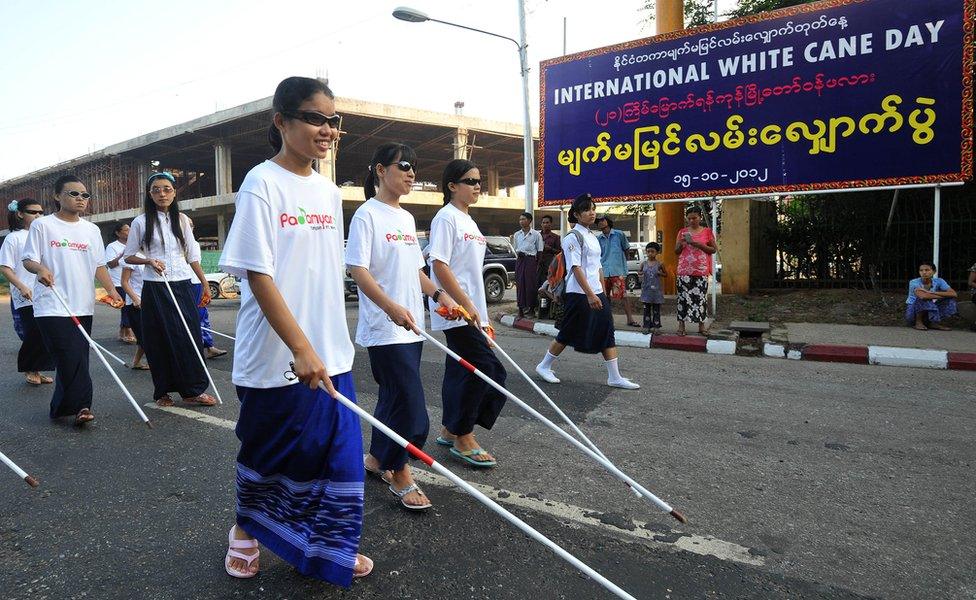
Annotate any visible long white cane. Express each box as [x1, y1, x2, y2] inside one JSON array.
[[159, 271, 222, 404], [49, 286, 152, 428], [413, 325, 686, 524], [285, 364, 638, 600], [0, 449, 39, 487]]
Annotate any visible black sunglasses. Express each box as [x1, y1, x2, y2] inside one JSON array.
[[22, 209, 43, 215], [282, 110, 342, 129], [386, 160, 417, 173], [65, 191, 91, 199], [456, 178, 481, 186]]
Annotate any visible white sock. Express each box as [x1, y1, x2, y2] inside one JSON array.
[[605, 358, 623, 381], [539, 351, 558, 370]]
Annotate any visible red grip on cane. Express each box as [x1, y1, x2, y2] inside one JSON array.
[[405, 443, 435, 466], [458, 358, 477, 373]]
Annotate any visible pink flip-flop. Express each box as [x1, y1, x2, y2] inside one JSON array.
[[225, 526, 259, 579]]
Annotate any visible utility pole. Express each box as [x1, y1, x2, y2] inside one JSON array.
[[654, 0, 684, 295]]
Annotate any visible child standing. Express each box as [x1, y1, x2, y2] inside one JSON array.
[[640, 242, 666, 334]]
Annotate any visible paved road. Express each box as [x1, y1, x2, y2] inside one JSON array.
[[1, 299, 973, 599]]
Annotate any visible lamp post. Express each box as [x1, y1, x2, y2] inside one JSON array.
[[393, 4, 535, 214]]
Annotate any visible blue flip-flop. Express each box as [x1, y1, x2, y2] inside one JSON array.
[[449, 447, 496, 468], [435, 436, 455, 447]]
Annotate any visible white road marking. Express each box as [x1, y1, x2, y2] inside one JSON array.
[[145, 402, 763, 566]]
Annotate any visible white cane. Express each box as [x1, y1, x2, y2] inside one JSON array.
[[285, 363, 638, 600], [0, 449, 39, 488], [159, 271, 223, 404], [49, 286, 152, 428]]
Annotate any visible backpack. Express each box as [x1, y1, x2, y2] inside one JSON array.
[[539, 230, 586, 305]]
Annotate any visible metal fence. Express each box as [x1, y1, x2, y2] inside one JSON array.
[[754, 183, 976, 291]]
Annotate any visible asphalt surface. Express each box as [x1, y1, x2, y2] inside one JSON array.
[[0, 297, 973, 600]]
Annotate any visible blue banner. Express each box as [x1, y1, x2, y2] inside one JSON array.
[[539, 0, 974, 205]]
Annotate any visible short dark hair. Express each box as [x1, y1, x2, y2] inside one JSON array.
[[112, 221, 129, 235], [541, 215, 553, 223], [54, 174, 83, 195], [685, 205, 703, 217], [919, 261, 937, 271], [645, 242, 661, 252], [597, 215, 614, 228], [520, 212, 533, 221], [568, 193, 595, 224]]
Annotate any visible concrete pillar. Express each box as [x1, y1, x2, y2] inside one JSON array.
[[720, 198, 750, 294], [486, 164, 500, 196], [214, 140, 233, 195], [453, 127, 469, 160], [137, 163, 150, 199], [315, 146, 336, 182], [217, 210, 227, 250], [654, 0, 684, 294]]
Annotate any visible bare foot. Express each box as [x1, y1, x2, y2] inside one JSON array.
[[931, 323, 951, 331], [25, 372, 42, 385], [353, 553, 373, 578]]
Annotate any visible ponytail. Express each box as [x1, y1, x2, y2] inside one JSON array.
[[363, 142, 417, 200], [269, 76, 334, 153]]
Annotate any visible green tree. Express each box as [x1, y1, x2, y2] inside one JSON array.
[[641, 0, 820, 28]]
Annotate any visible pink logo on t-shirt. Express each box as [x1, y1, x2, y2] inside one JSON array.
[[49, 238, 90, 251], [279, 207, 336, 229], [463, 232, 486, 244], [385, 230, 418, 244]]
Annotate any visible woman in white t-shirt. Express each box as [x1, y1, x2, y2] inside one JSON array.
[[122, 171, 216, 408], [534, 194, 639, 390], [22, 175, 123, 424], [0, 198, 54, 385], [348, 142, 458, 511], [120, 255, 148, 370], [428, 159, 509, 468], [218, 76, 372, 584]]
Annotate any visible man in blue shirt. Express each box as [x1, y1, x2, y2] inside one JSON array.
[[596, 216, 638, 327], [905, 261, 957, 330]]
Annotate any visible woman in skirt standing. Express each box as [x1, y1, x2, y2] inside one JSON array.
[[219, 76, 372, 583], [0, 198, 55, 385], [122, 172, 216, 407], [120, 255, 149, 370], [428, 159, 508, 468], [348, 142, 458, 510], [22, 175, 123, 424], [675, 206, 716, 336], [535, 193, 640, 390]]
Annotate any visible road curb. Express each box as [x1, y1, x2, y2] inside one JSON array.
[[492, 313, 974, 372]]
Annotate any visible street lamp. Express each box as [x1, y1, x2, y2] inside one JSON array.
[[393, 4, 536, 214]]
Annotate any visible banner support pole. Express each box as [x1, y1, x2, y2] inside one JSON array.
[[933, 185, 942, 269]]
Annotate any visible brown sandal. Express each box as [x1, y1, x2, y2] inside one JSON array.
[[39, 375, 54, 384], [25, 374, 42, 386], [183, 393, 217, 406], [156, 395, 175, 407], [74, 408, 95, 425]]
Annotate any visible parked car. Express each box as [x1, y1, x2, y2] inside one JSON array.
[[204, 271, 240, 299], [625, 243, 645, 291], [418, 234, 516, 304]]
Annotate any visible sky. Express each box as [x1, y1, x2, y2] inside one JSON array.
[[0, 0, 735, 182]]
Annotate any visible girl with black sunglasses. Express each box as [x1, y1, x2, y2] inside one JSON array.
[[349, 142, 458, 510], [219, 76, 372, 583], [0, 198, 55, 386], [427, 159, 509, 468]]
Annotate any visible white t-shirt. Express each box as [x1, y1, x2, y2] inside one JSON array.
[[105, 239, 126, 286], [0, 229, 35, 310], [123, 254, 146, 305], [427, 203, 488, 331], [124, 211, 201, 282], [345, 198, 426, 347], [563, 224, 604, 295], [22, 214, 106, 317], [219, 160, 354, 388]]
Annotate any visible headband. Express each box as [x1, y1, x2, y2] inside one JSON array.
[[146, 171, 176, 186]]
